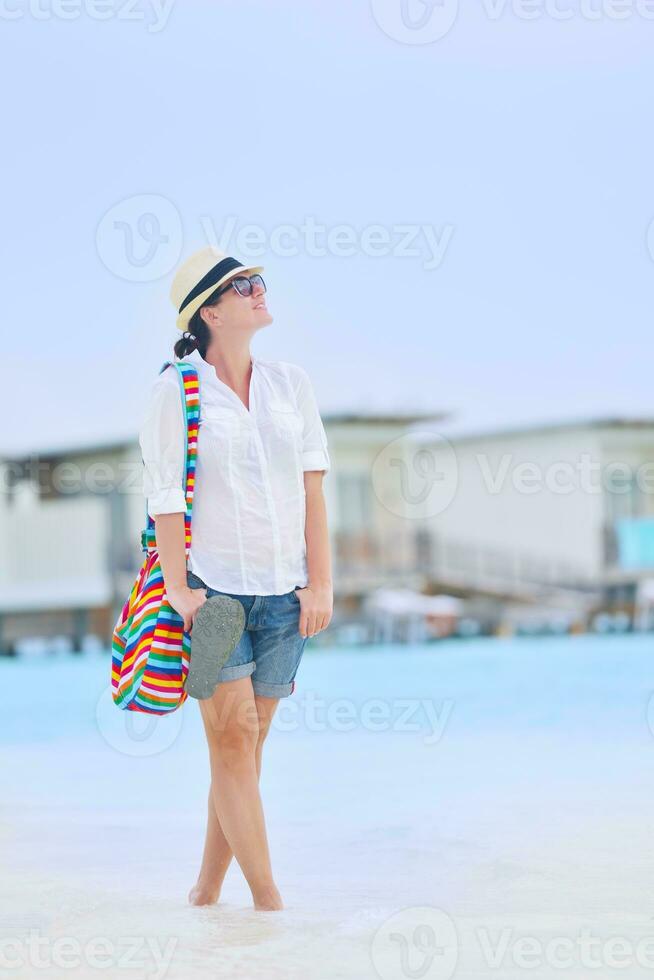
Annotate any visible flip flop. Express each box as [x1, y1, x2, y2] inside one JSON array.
[[186, 595, 246, 700]]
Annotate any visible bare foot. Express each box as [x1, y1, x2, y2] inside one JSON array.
[[253, 884, 284, 911], [188, 882, 221, 906]]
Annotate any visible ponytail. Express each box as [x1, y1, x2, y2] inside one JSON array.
[[173, 302, 214, 360]]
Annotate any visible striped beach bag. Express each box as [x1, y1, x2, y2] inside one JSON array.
[[111, 361, 200, 714]]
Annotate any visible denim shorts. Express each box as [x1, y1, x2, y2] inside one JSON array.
[[186, 570, 309, 698]]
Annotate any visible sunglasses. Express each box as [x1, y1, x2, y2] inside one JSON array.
[[217, 273, 266, 299]]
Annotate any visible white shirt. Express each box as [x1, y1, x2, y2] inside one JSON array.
[[139, 348, 331, 596]]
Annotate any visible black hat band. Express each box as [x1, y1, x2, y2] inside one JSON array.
[[178, 256, 245, 314]]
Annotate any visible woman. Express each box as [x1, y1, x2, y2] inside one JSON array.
[[139, 246, 333, 912]]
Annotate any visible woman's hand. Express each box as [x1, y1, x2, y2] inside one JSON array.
[[294, 582, 333, 638], [166, 584, 207, 632]]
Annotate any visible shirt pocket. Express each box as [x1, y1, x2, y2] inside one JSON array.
[[267, 400, 304, 444], [200, 405, 246, 457]]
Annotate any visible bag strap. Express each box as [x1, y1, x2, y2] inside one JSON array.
[[140, 360, 201, 556]]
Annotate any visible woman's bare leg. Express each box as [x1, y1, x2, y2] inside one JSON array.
[[189, 692, 278, 904], [188, 677, 281, 909]]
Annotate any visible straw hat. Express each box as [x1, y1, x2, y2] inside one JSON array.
[[170, 246, 264, 332]]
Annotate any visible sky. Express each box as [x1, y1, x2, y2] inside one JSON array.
[[2, 0, 653, 454]]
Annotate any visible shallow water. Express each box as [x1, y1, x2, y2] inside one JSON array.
[[2, 635, 654, 979]]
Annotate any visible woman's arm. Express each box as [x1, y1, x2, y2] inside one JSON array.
[[154, 513, 206, 632], [287, 363, 333, 638], [296, 470, 333, 638], [304, 472, 332, 589]]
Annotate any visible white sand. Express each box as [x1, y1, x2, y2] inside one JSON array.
[[1, 635, 654, 979]]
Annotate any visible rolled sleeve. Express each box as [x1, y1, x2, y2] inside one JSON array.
[[139, 370, 188, 519], [287, 364, 331, 474]]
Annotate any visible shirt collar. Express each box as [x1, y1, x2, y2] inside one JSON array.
[[180, 347, 256, 380], [181, 348, 208, 372]]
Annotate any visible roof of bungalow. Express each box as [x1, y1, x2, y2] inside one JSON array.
[[4, 413, 654, 462], [407, 413, 654, 445], [1, 411, 449, 462]]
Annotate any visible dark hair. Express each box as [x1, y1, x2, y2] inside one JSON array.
[[173, 283, 226, 360]]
